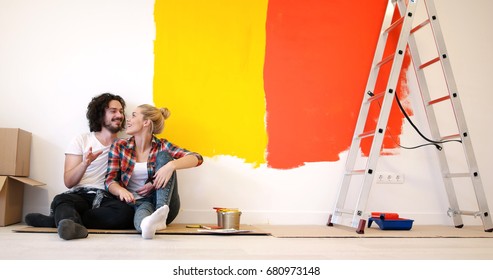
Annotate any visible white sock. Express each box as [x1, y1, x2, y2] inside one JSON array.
[[154, 205, 170, 231], [140, 205, 170, 239]]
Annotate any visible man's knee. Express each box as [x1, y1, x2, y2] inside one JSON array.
[[103, 199, 134, 227], [51, 193, 76, 209], [83, 201, 134, 229]]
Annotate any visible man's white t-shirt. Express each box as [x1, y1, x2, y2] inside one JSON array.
[[65, 132, 110, 190]]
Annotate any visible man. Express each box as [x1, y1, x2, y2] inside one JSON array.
[[25, 93, 134, 240]]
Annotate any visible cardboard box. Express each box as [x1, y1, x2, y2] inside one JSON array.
[[0, 176, 45, 226], [0, 128, 32, 176]]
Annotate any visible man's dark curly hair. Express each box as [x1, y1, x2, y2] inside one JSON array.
[[86, 93, 126, 132]]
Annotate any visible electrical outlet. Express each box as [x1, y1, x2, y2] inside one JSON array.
[[376, 172, 405, 184]]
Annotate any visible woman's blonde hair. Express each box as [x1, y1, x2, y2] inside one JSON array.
[[138, 104, 170, 135]]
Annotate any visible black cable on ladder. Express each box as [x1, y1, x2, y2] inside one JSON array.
[[393, 92, 462, 150], [368, 90, 462, 150]]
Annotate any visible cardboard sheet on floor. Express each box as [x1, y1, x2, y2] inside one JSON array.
[[12, 224, 493, 238], [254, 224, 493, 238], [13, 223, 270, 236]]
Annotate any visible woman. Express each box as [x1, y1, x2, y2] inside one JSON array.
[[105, 104, 203, 239]]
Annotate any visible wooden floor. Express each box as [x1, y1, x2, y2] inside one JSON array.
[[1, 223, 492, 278]]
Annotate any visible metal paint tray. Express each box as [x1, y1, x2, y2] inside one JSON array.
[[368, 217, 414, 230]]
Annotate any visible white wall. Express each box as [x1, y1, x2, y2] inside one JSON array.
[[0, 0, 491, 227]]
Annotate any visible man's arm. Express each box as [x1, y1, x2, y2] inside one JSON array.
[[107, 181, 135, 204], [64, 147, 102, 188]]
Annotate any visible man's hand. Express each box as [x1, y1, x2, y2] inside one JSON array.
[[117, 188, 135, 204], [64, 147, 103, 189], [84, 147, 103, 166]]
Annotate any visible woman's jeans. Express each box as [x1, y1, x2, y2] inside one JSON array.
[[133, 151, 180, 232]]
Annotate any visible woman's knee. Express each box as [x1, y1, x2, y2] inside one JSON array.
[[156, 151, 173, 169]]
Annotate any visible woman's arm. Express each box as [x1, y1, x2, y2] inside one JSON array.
[[170, 153, 200, 169], [152, 154, 199, 189], [151, 138, 203, 188]]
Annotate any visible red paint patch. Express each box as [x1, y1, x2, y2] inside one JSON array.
[[264, 1, 411, 169]]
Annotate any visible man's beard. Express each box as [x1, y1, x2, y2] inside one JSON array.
[[103, 118, 123, 134]]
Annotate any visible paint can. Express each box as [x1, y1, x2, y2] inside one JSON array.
[[216, 209, 224, 228], [215, 208, 241, 229], [221, 211, 242, 230]]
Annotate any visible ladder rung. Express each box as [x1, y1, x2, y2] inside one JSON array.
[[367, 91, 385, 103], [357, 130, 375, 139], [411, 19, 430, 34], [441, 133, 460, 141], [335, 209, 356, 215], [445, 173, 470, 178], [458, 210, 482, 217], [447, 209, 483, 217], [460, 211, 482, 217], [419, 56, 440, 69], [384, 16, 404, 34], [376, 54, 395, 68], [346, 170, 365, 176], [428, 95, 450, 105]]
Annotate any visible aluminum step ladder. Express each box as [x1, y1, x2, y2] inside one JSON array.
[[327, 0, 493, 234]]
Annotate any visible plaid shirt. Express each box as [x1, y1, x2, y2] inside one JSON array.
[[105, 136, 203, 190]]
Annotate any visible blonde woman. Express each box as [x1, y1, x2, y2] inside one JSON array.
[[105, 104, 203, 239]]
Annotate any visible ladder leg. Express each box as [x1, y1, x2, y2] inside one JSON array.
[[423, 0, 492, 231], [330, 0, 418, 232], [350, 0, 419, 229], [426, 0, 493, 232], [400, 0, 464, 228]]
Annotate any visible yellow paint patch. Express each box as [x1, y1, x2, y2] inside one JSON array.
[[153, 0, 268, 166]]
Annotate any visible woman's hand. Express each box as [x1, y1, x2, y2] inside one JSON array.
[[152, 161, 176, 189], [136, 182, 155, 197]]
